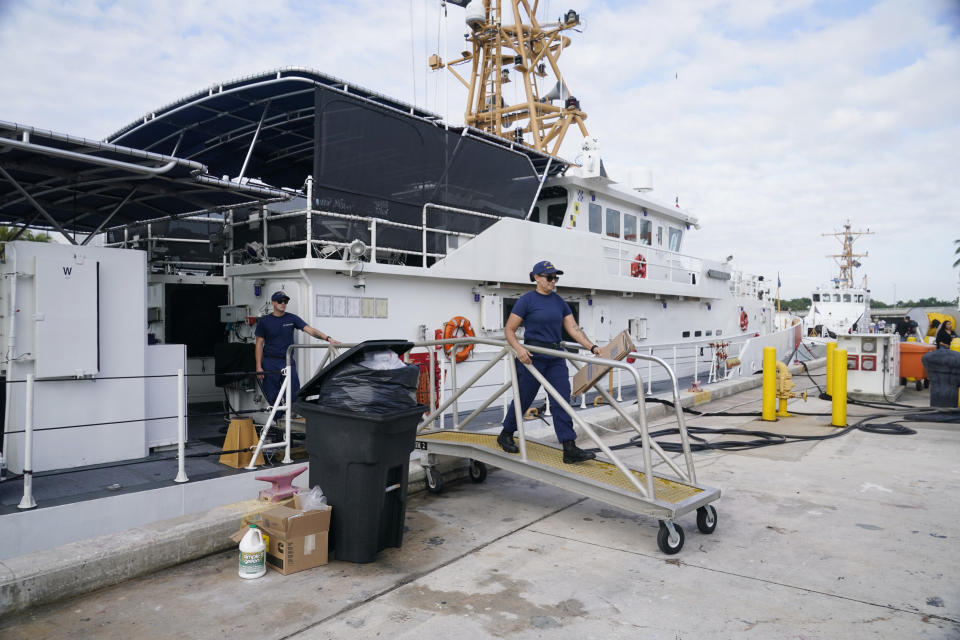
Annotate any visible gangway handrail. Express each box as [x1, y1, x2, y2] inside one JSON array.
[[245, 342, 344, 469], [411, 337, 698, 496], [255, 337, 698, 497]]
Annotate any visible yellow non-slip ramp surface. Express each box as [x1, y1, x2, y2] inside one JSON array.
[[417, 431, 702, 505]]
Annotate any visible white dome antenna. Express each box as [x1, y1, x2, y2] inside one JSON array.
[[629, 167, 654, 192]]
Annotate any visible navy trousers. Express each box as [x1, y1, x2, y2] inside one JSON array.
[[502, 354, 576, 442], [261, 357, 300, 408]]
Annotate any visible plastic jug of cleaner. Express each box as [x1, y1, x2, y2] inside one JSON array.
[[238, 525, 266, 579]]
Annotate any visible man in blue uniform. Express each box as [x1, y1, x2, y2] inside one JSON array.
[[499, 261, 601, 463], [255, 291, 337, 407]]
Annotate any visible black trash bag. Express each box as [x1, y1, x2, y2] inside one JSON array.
[[317, 361, 421, 413]]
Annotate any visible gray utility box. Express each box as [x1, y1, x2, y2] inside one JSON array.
[[219, 305, 249, 323]]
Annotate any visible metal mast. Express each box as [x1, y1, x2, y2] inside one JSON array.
[[824, 220, 873, 289], [431, 1, 588, 156]]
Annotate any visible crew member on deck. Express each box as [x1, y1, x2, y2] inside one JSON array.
[[498, 261, 601, 464], [255, 291, 338, 408], [936, 320, 957, 350]]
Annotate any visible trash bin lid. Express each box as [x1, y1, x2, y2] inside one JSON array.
[[298, 339, 415, 399]]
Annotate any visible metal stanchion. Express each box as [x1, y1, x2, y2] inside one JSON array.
[[175, 368, 188, 483], [18, 373, 37, 509]]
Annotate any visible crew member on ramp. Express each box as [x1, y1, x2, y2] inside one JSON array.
[[499, 261, 601, 464], [255, 291, 338, 408]]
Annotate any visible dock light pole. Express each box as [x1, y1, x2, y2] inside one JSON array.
[[762, 347, 776, 422]]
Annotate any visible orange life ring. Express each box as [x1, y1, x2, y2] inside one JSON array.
[[442, 316, 475, 363], [630, 253, 647, 278], [739, 310, 749, 332]]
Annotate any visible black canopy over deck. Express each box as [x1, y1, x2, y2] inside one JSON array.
[[0, 121, 288, 245], [106, 68, 564, 225]]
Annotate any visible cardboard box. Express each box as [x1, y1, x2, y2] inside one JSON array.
[[259, 505, 332, 575], [572, 330, 636, 395]]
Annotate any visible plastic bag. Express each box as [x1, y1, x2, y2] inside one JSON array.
[[297, 485, 327, 511], [359, 349, 406, 370], [318, 361, 420, 413]]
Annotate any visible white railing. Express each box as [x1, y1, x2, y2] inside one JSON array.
[[600, 237, 703, 285], [730, 271, 767, 298], [416, 337, 698, 494], [12, 369, 192, 510]]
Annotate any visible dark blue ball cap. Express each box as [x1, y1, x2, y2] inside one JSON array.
[[271, 291, 290, 302], [530, 260, 563, 277]]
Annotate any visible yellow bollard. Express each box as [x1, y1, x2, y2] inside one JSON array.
[[762, 346, 776, 421], [832, 348, 848, 427], [952, 338, 960, 407], [826, 341, 835, 398]]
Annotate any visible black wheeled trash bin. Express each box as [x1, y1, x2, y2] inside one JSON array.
[[296, 340, 426, 563], [921, 349, 960, 408]]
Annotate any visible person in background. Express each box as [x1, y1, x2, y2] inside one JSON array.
[[499, 260, 602, 464], [255, 291, 339, 407], [897, 315, 916, 341], [935, 320, 957, 350]]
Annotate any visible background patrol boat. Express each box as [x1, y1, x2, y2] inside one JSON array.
[[803, 221, 872, 338]]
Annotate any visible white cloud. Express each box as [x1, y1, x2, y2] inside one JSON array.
[[0, 0, 957, 302]]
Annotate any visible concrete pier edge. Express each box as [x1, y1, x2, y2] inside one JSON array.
[[0, 358, 824, 617]]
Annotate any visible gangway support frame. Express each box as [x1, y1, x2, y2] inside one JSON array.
[[415, 431, 719, 522], [412, 337, 722, 554]]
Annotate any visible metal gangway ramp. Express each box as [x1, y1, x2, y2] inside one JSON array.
[[414, 338, 720, 555]]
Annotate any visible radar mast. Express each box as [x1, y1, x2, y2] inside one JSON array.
[[431, 1, 588, 157], [824, 220, 873, 289]]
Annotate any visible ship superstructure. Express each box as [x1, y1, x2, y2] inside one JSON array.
[[88, 2, 801, 417]]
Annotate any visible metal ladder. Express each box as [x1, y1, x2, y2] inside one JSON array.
[[415, 337, 720, 555]]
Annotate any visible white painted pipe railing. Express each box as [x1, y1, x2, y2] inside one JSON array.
[[174, 368, 188, 483], [17, 373, 36, 510]]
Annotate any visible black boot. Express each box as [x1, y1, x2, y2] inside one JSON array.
[[562, 440, 596, 464], [497, 429, 519, 454]]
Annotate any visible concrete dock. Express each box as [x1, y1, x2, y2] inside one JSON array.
[[1, 379, 959, 638]]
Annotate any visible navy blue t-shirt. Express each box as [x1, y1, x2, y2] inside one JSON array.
[[255, 313, 307, 359], [510, 291, 572, 344]]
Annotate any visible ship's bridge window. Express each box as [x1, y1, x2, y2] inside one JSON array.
[[640, 219, 652, 245], [547, 203, 566, 227], [812, 293, 821, 302], [856, 295, 864, 302], [624, 213, 637, 242], [842, 293, 851, 302], [668, 227, 682, 252], [833, 294, 841, 302], [606, 208, 621, 238], [588, 202, 602, 234]]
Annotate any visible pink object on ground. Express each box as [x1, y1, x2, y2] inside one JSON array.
[[254, 465, 307, 502]]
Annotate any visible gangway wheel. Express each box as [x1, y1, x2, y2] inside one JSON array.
[[468, 460, 488, 483], [425, 466, 444, 494], [657, 521, 685, 555], [696, 505, 718, 534]]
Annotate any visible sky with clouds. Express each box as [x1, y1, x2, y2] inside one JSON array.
[[1, 0, 958, 303]]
